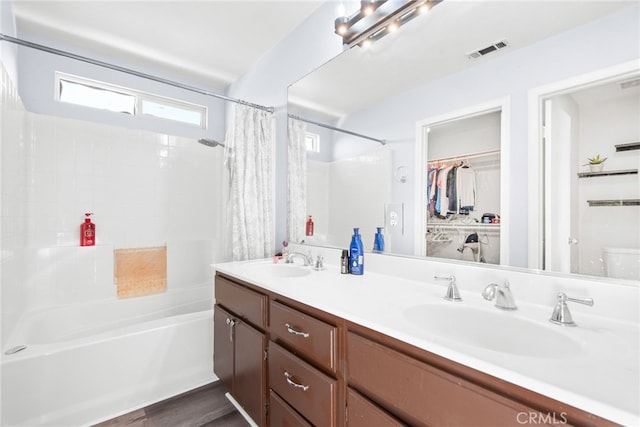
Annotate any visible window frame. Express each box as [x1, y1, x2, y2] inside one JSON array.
[[55, 72, 208, 129]]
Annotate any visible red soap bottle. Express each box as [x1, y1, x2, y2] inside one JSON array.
[[306, 215, 314, 236], [80, 213, 95, 246]]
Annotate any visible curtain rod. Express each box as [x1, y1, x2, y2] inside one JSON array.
[[288, 114, 386, 145], [0, 34, 275, 113]]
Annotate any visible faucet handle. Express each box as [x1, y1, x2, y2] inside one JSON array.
[[434, 274, 462, 302], [314, 255, 324, 270], [549, 292, 594, 326]]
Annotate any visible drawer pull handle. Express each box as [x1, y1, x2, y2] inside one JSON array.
[[285, 323, 310, 338], [284, 371, 309, 391]]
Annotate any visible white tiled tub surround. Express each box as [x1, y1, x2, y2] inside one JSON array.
[[215, 244, 640, 426], [1, 64, 221, 426]]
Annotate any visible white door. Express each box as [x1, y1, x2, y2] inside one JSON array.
[[543, 97, 579, 273]]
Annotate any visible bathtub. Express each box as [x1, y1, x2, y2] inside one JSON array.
[[1, 285, 217, 427]]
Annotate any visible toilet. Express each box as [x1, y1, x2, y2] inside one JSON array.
[[602, 247, 640, 281]]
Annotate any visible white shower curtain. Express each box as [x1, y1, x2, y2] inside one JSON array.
[[287, 118, 307, 243], [224, 104, 274, 261]]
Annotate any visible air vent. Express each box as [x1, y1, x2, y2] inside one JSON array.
[[467, 40, 509, 59]]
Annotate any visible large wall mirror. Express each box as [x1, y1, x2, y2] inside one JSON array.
[[287, 0, 639, 280]]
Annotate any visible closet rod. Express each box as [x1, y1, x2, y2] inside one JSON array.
[[428, 149, 500, 164], [288, 113, 386, 145], [0, 34, 275, 113]]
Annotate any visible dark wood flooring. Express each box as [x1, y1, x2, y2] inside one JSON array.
[[94, 381, 249, 427]]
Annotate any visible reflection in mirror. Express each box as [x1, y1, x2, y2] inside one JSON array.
[[422, 111, 502, 265], [537, 72, 640, 281], [288, 0, 639, 278]]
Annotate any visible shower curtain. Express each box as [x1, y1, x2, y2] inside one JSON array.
[[224, 104, 274, 261], [288, 118, 307, 243]]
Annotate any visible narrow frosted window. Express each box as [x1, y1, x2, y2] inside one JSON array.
[[59, 79, 135, 114], [305, 132, 320, 152], [140, 98, 205, 127]]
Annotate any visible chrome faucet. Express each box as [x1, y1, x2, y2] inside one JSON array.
[[434, 274, 462, 301], [482, 281, 517, 310], [549, 292, 594, 326], [285, 251, 313, 266]]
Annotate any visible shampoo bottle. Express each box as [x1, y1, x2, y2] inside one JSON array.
[[80, 213, 95, 246], [306, 215, 314, 236], [373, 227, 385, 252], [349, 228, 364, 275]]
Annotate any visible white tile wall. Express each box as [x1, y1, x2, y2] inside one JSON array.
[[1, 64, 225, 346]]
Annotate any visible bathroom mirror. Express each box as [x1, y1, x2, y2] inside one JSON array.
[[287, 0, 639, 279]]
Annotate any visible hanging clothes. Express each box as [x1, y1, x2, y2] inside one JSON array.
[[457, 165, 477, 212]]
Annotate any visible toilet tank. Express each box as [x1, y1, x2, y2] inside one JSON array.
[[602, 247, 640, 281]]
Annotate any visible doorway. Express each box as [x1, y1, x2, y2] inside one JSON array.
[[530, 61, 640, 278]]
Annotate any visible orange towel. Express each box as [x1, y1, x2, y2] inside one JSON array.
[[114, 246, 167, 298]]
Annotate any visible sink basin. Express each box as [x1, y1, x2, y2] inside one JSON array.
[[403, 304, 583, 358], [245, 262, 311, 278]]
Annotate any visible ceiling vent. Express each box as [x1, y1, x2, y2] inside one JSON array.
[[467, 40, 509, 59]]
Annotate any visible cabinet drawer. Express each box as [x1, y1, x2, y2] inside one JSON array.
[[269, 342, 337, 427], [347, 332, 544, 426], [270, 301, 337, 372], [347, 388, 406, 427], [269, 390, 312, 427], [215, 275, 267, 329]]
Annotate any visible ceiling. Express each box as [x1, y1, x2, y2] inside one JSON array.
[[10, 0, 324, 89], [288, 0, 636, 117]]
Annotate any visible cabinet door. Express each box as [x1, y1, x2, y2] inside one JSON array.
[[235, 319, 267, 426], [213, 305, 234, 392]]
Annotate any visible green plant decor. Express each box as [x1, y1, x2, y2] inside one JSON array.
[[584, 154, 607, 165]]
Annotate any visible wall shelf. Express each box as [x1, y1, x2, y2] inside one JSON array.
[[577, 169, 638, 178], [615, 142, 640, 152], [427, 223, 500, 232], [587, 199, 640, 207]]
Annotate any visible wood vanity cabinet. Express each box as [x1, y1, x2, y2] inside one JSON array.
[[213, 272, 616, 427], [214, 275, 268, 426]]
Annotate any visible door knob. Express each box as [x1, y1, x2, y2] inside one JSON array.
[[567, 237, 578, 245]]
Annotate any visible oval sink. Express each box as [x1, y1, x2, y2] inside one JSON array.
[[245, 263, 311, 278], [403, 304, 583, 358]]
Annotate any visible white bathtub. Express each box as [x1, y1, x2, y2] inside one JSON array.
[[1, 286, 216, 427]]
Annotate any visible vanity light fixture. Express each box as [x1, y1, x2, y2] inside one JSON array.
[[334, 0, 443, 48]]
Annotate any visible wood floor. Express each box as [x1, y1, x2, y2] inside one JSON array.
[[94, 381, 249, 427]]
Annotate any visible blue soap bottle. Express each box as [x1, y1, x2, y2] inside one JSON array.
[[373, 227, 385, 253], [349, 228, 364, 275]]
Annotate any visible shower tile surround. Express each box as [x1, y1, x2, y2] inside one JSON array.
[[1, 64, 222, 347]]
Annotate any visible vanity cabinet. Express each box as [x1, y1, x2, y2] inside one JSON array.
[[214, 271, 617, 427], [214, 276, 268, 426]]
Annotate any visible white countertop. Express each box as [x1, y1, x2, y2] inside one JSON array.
[[213, 259, 640, 426]]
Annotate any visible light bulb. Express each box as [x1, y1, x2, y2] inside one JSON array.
[[419, 2, 430, 14], [362, 38, 372, 48], [388, 21, 399, 32]]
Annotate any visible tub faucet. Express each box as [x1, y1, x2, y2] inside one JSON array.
[[286, 251, 313, 266], [482, 281, 517, 310], [434, 274, 462, 301]]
